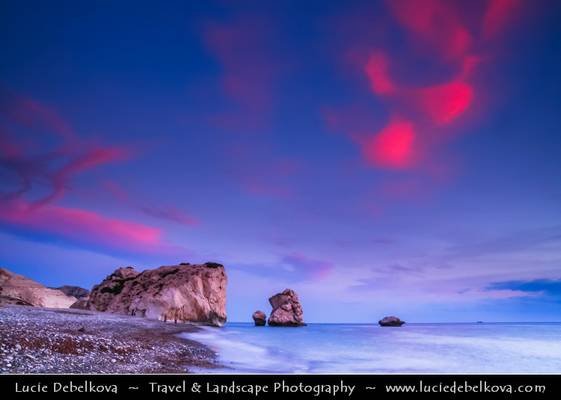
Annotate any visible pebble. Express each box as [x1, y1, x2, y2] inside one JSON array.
[[0, 305, 216, 373]]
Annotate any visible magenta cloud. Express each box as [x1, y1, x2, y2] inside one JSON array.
[[0, 88, 180, 255]]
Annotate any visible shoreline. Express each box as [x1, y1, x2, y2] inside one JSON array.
[[0, 305, 219, 374], [178, 321, 561, 373]]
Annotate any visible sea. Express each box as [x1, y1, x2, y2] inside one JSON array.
[[183, 322, 561, 373]]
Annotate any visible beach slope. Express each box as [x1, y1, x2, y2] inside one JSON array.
[[0, 305, 216, 373]]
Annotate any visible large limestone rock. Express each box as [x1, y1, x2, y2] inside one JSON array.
[[86, 266, 140, 312], [267, 289, 305, 326], [0, 268, 77, 308], [252, 310, 266, 326], [86, 262, 227, 326], [378, 316, 405, 327]]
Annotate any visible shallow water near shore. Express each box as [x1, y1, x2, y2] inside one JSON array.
[[183, 322, 561, 373]]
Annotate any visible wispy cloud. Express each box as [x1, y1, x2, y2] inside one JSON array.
[[445, 225, 561, 259], [102, 180, 200, 227], [231, 252, 334, 283], [322, 0, 526, 219], [140, 205, 199, 227], [202, 15, 281, 131], [487, 279, 561, 299], [0, 88, 177, 255], [0, 198, 163, 253]]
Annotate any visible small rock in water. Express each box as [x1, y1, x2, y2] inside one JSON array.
[[378, 316, 405, 327], [252, 310, 266, 326]]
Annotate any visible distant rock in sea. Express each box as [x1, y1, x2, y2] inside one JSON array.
[[267, 289, 305, 327], [378, 316, 405, 327], [252, 310, 266, 326], [50, 285, 89, 299], [0, 268, 77, 308], [85, 262, 227, 326]]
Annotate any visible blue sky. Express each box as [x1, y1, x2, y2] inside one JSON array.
[[1, 0, 560, 322]]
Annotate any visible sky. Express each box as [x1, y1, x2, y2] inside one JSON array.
[[1, 0, 560, 323]]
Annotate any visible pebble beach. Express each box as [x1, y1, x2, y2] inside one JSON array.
[[0, 305, 217, 373]]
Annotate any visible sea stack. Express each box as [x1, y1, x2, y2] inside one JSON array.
[[86, 262, 227, 327], [267, 289, 305, 326], [378, 316, 405, 327], [252, 310, 267, 326], [0, 268, 77, 308]]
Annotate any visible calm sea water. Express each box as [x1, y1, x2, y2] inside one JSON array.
[[183, 322, 561, 373]]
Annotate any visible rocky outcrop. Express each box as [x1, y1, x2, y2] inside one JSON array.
[[252, 310, 266, 326], [0, 268, 77, 308], [86, 263, 227, 326], [51, 285, 89, 299], [59, 286, 91, 310], [378, 316, 405, 327], [86, 267, 140, 312], [267, 289, 305, 326], [70, 297, 89, 310]]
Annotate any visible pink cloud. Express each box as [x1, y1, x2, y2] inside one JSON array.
[[319, 0, 532, 222], [324, 0, 526, 180], [364, 51, 396, 95], [1, 89, 129, 207], [36, 146, 130, 206], [482, 0, 522, 39], [0, 198, 162, 253], [60, 147, 130, 175], [385, 0, 472, 61], [412, 81, 474, 125], [0, 88, 183, 255], [362, 118, 417, 169], [0, 87, 75, 141]]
